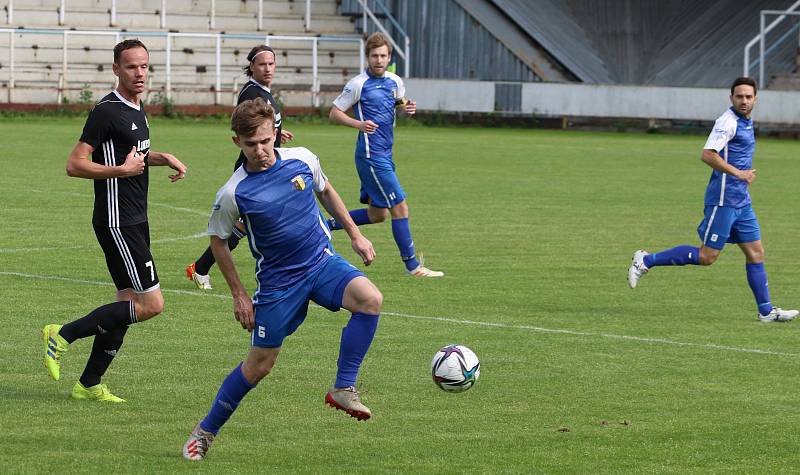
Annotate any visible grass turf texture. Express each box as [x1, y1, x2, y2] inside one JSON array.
[[1, 116, 799, 473]]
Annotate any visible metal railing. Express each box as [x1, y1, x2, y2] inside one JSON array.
[[355, 0, 410, 77], [743, 1, 800, 87], [6, 0, 314, 32], [0, 28, 364, 106]]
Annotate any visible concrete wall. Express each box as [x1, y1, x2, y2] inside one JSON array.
[[406, 79, 800, 125]]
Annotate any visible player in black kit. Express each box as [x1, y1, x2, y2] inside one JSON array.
[[42, 39, 187, 402], [185, 45, 294, 290]]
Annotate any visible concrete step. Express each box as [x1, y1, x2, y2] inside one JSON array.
[[4, 63, 353, 87], [11, 0, 339, 17], [768, 72, 800, 91], [3, 43, 362, 70], [8, 6, 355, 34]]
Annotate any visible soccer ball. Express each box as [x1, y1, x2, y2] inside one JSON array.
[[431, 344, 480, 392]]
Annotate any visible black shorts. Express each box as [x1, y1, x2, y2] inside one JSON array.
[[94, 222, 160, 293]]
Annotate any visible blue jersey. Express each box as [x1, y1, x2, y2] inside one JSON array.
[[207, 147, 334, 298], [333, 69, 405, 160], [703, 107, 755, 208]]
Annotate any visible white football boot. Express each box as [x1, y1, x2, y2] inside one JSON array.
[[186, 263, 212, 290], [406, 254, 444, 278], [183, 424, 215, 461], [627, 250, 649, 289], [757, 307, 799, 323]]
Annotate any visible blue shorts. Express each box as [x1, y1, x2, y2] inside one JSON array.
[[696, 204, 761, 250], [251, 254, 364, 348], [355, 156, 406, 208]]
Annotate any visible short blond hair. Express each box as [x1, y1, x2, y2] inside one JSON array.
[[365, 32, 392, 57], [231, 97, 275, 138]]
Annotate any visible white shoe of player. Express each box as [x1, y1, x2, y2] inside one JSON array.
[[183, 423, 215, 461], [406, 254, 444, 278], [186, 263, 212, 290], [757, 307, 799, 323], [627, 250, 649, 289]]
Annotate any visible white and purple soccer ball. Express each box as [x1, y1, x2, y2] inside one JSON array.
[[431, 344, 480, 393]]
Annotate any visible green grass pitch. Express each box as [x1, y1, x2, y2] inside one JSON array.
[[1, 115, 799, 473]]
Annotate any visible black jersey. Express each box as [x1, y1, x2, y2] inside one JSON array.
[[238, 79, 283, 142], [233, 79, 285, 170], [80, 91, 151, 227]]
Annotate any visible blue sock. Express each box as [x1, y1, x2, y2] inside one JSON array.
[[328, 209, 371, 231], [335, 313, 379, 388], [391, 218, 419, 271], [746, 262, 773, 316], [199, 363, 256, 435], [644, 245, 700, 268]]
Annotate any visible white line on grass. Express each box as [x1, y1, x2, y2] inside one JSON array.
[[31, 189, 210, 217], [0, 232, 207, 253], [2, 271, 797, 358]]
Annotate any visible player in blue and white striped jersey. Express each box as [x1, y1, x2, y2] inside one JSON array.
[[328, 32, 443, 277], [183, 98, 382, 460], [186, 45, 294, 290], [628, 77, 797, 323]]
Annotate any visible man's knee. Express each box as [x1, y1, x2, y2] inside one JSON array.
[[356, 286, 383, 315], [134, 293, 164, 320], [698, 249, 719, 266], [243, 355, 276, 384], [368, 207, 389, 223]]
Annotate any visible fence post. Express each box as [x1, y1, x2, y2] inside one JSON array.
[[165, 34, 172, 101], [59, 0, 65, 25], [305, 0, 311, 32], [110, 0, 117, 26], [404, 36, 410, 77], [312, 37, 319, 107], [8, 32, 14, 102], [61, 30, 68, 102], [215, 34, 222, 105], [161, 0, 166, 29], [759, 12, 765, 87], [210, 0, 216, 30], [258, 0, 263, 31], [8, 0, 13, 24]]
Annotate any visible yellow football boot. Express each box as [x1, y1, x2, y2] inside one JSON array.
[[71, 382, 126, 403], [43, 324, 69, 381]]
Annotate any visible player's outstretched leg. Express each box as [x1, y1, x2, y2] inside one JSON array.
[[70, 382, 126, 403], [327, 209, 372, 231], [628, 245, 700, 288], [42, 324, 69, 381]]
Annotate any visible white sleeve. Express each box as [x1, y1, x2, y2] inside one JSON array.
[[332, 77, 360, 111], [703, 115, 736, 152], [298, 148, 328, 192], [395, 76, 406, 98], [206, 184, 240, 239]]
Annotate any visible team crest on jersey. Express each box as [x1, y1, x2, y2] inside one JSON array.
[[291, 175, 305, 191]]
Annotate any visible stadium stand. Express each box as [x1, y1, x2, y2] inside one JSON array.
[[0, 0, 363, 106], [351, 0, 798, 88], [2, 0, 798, 107]]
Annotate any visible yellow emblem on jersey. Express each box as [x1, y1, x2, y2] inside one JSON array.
[[291, 175, 305, 191]]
